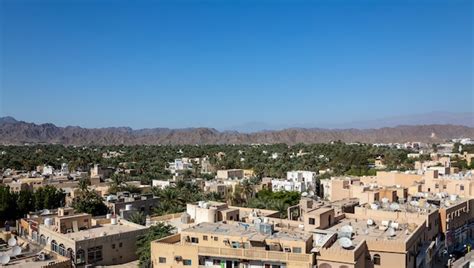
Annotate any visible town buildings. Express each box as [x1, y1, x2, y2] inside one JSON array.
[[18, 208, 148, 267]]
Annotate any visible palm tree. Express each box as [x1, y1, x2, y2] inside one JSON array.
[[128, 211, 146, 225], [136, 223, 175, 268], [153, 187, 186, 215], [108, 174, 125, 194], [241, 180, 254, 203]]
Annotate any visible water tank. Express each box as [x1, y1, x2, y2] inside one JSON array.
[[111, 218, 118, 225], [106, 214, 112, 219], [106, 195, 117, 202], [125, 204, 133, 211], [44, 218, 53, 226]]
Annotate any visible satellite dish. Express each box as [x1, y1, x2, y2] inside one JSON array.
[[301, 192, 308, 197], [340, 225, 354, 233], [370, 203, 379, 210], [12, 246, 22, 256], [37, 253, 45, 261], [367, 219, 374, 226], [309, 191, 315, 196], [1, 255, 10, 265], [338, 237, 353, 249], [7, 238, 17, 247], [390, 203, 400, 211]]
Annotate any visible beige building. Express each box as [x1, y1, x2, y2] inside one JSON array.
[[20, 208, 148, 267], [423, 170, 474, 197], [151, 222, 315, 268], [217, 169, 244, 180]]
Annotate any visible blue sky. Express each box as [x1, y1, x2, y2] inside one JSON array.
[[1, 0, 472, 129]]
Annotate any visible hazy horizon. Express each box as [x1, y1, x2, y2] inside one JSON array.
[[1, 111, 473, 133]]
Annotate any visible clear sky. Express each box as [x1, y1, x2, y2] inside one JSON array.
[[1, 0, 472, 130]]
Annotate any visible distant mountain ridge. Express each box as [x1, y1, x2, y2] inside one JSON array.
[[0, 117, 473, 145]]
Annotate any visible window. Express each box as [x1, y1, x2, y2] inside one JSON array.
[[292, 247, 302, 253], [213, 260, 220, 265], [203, 235, 208, 241], [435, 184, 439, 189], [51, 240, 58, 252], [87, 246, 103, 263], [112, 244, 115, 249], [373, 254, 381, 265], [119, 242, 123, 248], [309, 218, 315, 225], [159, 257, 166, 263], [58, 244, 66, 256], [191, 237, 199, 243], [461, 185, 465, 191], [183, 259, 192, 266], [76, 249, 86, 265], [214, 237, 218, 241], [84, 219, 88, 223], [443, 185, 447, 189]]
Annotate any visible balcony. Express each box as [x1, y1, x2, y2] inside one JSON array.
[[197, 245, 313, 264]]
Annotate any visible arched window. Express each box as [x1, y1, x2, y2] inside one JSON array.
[[373, 254, 381, 265], [76, 249, 86, 265], [58, 244, 66, 256], [67, 248, 74, 260], [40, 235, 46, 246], [51, 240, 58, 252]]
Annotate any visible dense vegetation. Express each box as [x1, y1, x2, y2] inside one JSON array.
[[151, 181, 224, 216], [71, 179, 108, 216], [136, 223, 175, 268], [0, 185, 65, 224], [0, 143, 413, 181]]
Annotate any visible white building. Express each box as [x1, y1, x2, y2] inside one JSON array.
[[43, 165, 54, 176], [60, 163, 69, 176], [287, 170, 317, 191], [152, 180, 172, 189], [167, 159, 193, 174], [271, 179, 305, 192]]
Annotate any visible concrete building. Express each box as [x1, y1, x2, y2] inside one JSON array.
[[21, 208, 148, 267], [271, 178, 306, 193], [105, 192, 159, 217], [217, 169, 244, 180], [90, 164, 115, 180], [151, 222, 315, 268], [287, 171, 317, 188]]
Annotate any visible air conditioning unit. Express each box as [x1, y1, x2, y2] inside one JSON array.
[[175, 256, 182, 261]]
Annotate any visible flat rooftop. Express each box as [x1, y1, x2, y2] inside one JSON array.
[[183, 222, 311, 242], [323, 218, 416, 250], [42, 221, 147, 242]]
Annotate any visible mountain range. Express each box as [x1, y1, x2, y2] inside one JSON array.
[[0, 116, 473, 145]]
